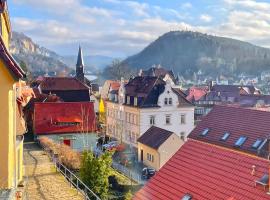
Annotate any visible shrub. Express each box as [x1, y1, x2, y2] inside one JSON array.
[[38, 137, 81, 170]]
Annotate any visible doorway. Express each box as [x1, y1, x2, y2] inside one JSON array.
[[140, 149, 143, 162]]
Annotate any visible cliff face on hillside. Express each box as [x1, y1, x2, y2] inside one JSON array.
[[10, 31, 69, 75], [124, 31, 270, 77]]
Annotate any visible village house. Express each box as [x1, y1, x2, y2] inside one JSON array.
[[137, 126, 183, 170], [134, 105, 270, 199], [138, 65, 180, 85], [33, 102, 96, 151], [106, 76, 194, 148], [0, 0, 26, 195], [186, 83, 269, 121], [31, 46, 92, 102]]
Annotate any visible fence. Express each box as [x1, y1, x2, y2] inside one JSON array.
[[39, 142, 101, 200], [111, 162, 146, 185]]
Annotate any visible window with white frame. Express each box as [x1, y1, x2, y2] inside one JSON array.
[[150, 115, 155, 125], [166, 115, 171, 125], [181, 114, 186, 124]]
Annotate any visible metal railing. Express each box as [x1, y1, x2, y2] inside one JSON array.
[[112, 162, 145, 185], [39, 142, 101, 200], [54, 160, 100, 200]]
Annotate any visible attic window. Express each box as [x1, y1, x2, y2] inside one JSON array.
[[255, 174, 269, 190], [200, 128, 209, 136], [182, 194, 192, 200], [252, 139, 262, 149], [235, 136, 247, 147], [221, 132, 230, 141]]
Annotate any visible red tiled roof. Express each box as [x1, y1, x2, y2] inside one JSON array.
[[0, 36, 25, 79], [39, 77, 90, 91], [110, 82, 120, 91], [34, 102, 96, 135], [188, 105, 270, 157], [134, 140, 269, 200], [186, 86, 208, 101]]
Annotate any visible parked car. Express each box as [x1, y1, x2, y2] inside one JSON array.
[[102, 141, 119, 151], [142, 167, 156, 179]]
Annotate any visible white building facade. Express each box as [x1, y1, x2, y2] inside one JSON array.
[[106, 76, 194, 148]]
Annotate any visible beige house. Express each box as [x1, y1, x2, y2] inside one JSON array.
[[137, 126, 183, 170]]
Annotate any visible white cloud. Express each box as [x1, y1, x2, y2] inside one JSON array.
[[9, 0, 270, 56], [200, 14, 212, 22], [181, 2, 192, 9]]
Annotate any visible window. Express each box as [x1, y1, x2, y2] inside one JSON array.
[[200, 128, 209, 136], [166, 115, 171, 125], [221, 132, 230, 141], [252, 139, 262, 149], [147, 153, 154, 162], [127, 96, 130, 104], [164, 98, 168, 105], [180, 132, 185, 141], [181, 114, 186, 124], [150, 115, 155, 125], [235, 136, 247, 147], [134, 97, 138, 106], [182, 194, 192, 200], [169, 97, 172, 105]]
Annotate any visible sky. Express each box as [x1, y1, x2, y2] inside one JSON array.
[[8, 0, 270, 58]]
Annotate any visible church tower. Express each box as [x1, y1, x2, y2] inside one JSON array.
[[76, 45, 85, 82]]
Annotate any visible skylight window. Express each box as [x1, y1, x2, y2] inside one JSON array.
[[200, 128, 209, 136], [235, 136, 247, 147], [252, 139, 262, 149], [221, 132, 230, 141], [182, 194, 192, 200]]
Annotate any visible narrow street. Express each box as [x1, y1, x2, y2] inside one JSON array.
[[23, 142, 83, 200]]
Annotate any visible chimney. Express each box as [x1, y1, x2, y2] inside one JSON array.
[[209, 81, 213, 91], [138, 69, 143, 76], [251, 165, 256, 176]]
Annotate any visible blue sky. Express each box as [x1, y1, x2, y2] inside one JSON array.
[[9, 0, 270, 58]]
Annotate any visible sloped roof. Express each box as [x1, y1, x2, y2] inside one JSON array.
[[34, 102, 96, 135], [39, 77, 90, 91], [134, 140, 269, 200], [0, 36, 25, 79], [188, 105, 270, 157], [185, 86, 208, 102], [137, 126, 174, 149]]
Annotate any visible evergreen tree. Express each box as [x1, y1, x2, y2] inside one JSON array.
[[80, 151, 113, 199]]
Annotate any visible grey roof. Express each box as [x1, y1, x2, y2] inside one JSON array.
[[137, 126, 174, 149]]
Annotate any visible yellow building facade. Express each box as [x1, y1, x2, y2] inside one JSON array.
[[0, 0, 26, 190]]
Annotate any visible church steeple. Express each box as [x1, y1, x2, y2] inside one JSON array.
[[76, 45, 85, 82]]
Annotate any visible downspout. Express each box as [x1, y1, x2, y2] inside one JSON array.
[[12, 82, 17, 188]]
